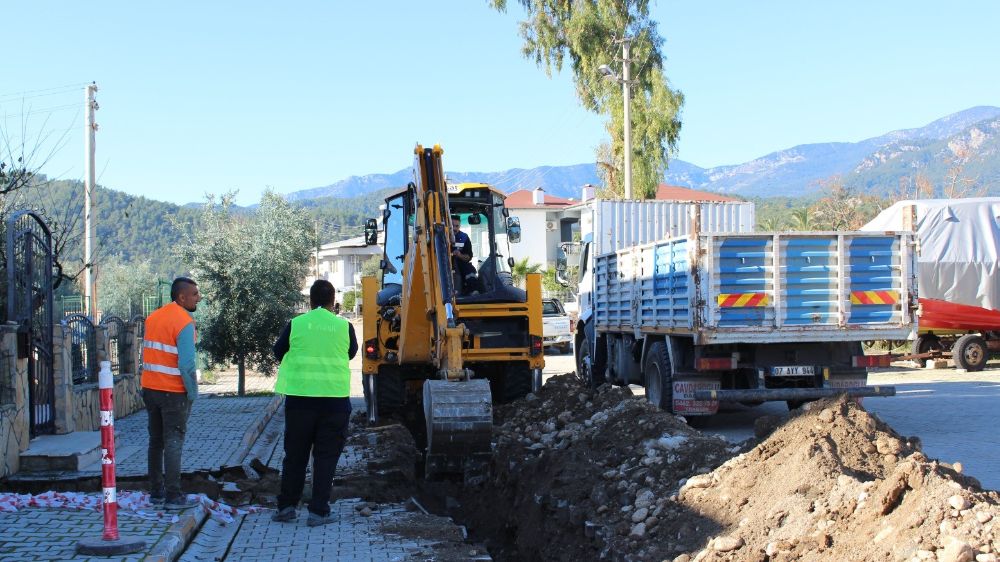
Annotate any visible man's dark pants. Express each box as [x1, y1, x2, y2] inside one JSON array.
[[277, 406, 350, 517], [143, 388, 192, 500]]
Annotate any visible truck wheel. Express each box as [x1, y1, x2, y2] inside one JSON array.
[[913, 334, 943, 355], [558, 343, 571, 355], [953, 334, 988, 371], [642, 341, 672, 411], [576, 331, 606, 388]]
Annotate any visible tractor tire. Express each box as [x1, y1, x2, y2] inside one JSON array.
[[495, 363, 533, 403], [642, 341, 673, 411], [953, 334, 988, 372], [373, 368, 405, 419]]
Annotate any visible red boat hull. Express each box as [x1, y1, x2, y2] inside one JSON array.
[[919, 298, 1000, 332]]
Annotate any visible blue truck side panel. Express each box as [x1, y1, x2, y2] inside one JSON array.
[[595, 232, 916, 344]]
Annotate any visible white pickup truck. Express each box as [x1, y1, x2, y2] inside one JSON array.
[[542, 298, 573, 354]]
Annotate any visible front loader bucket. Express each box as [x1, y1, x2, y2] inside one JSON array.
[[423, 378, 493, 482]]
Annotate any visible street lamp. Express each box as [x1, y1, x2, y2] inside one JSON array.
[[599, 38, 633, 200]]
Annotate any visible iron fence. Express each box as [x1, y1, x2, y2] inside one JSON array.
[[131, 314, 145, 368], [64, 314, 98, 384], [57, 295, 85, 319], [99, 315, 127, 375]]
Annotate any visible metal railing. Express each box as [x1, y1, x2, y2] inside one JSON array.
[[64, 314, 98, 384], [99, 315, 127, 376]]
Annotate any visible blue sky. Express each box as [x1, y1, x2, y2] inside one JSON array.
[[3, 1, 998, 205]]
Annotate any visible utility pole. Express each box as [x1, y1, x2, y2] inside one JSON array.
[[621, 37, 633, 200], [84, 82, 99, 318], [314, 219, 321, 279]]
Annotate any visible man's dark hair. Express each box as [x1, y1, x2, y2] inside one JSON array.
[[171, 277, 197, 301], [310, 279, 336, 309], [450, 214, 460, 222]]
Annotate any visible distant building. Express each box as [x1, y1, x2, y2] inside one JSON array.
[[504, 187, 579, 267], [654, 184, 740, 202], [303, 235, 381, 298], [505, 184, 740, 269]]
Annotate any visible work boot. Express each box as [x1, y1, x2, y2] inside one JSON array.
[[306, 512, 332, 527], [149, 486, 165, 506], [271, 506, 297, 523], [165, 495, 200, 510]]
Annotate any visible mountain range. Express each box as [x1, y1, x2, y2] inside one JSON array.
[[286, 106, 1000, 201]]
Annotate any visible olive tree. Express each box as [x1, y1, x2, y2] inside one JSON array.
[[179, 191, 313, 395], [97, 256, 158, 317]]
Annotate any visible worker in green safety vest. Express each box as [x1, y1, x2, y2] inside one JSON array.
[[270, 279, 357, 527]]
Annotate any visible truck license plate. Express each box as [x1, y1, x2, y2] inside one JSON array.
[[772, 365, 815, 376]]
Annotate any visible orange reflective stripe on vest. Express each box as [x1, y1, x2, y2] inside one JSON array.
[[141, 302, 193, 393]]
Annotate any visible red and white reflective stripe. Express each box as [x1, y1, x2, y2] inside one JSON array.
[[98, 361, 120, 541]]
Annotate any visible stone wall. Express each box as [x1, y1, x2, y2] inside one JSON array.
[[72, 373, 145, 432], [69, 320, 144, 432], [1, 322, 30, 479], [2, 318, 146, 477]]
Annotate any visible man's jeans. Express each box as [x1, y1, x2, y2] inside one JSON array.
[[143, 389, 192, 499]]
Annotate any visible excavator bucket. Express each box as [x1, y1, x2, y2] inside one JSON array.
[[423, 378, 493, 482]]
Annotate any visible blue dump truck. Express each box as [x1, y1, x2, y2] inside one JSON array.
[[563, 200, 915, 419]]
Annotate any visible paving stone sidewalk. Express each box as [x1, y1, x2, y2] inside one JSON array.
[[111, 395, 280, 477], [181, 498, 485, 562], [0, 396, 279, 561], [0, 504, 204, 562]]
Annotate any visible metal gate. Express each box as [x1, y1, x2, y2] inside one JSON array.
[[5, 211, 55, 437]]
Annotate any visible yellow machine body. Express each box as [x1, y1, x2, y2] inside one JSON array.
[[360, 145, 544, 477]]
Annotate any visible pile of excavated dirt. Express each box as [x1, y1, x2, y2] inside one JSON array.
[[675, 396, 998, 562], [441, 375, 998, 562]]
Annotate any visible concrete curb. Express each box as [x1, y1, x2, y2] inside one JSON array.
[[144, 504, 209, 562], [223, 395, 283, 467]]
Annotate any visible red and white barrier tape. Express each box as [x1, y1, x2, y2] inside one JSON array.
[[0, 490, 268, 525]]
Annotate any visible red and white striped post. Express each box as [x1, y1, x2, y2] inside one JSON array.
[[77, 361, 147, 555], [98, 359, 119, 540]]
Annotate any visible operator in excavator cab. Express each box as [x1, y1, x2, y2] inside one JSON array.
[[451, 214, 478, 295]]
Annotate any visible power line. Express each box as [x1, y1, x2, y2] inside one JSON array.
[[0, 89, 83, 104], [0, 82, 89, 101], [0, 103, 81, 119]]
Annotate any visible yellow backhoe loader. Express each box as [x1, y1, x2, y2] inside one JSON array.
[[361, 144, 544, 478]]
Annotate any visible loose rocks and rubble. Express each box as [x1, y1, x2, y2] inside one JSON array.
[[441, 374, 998, 562]]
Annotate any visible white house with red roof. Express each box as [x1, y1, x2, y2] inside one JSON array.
[[504, 187, 580, 267]]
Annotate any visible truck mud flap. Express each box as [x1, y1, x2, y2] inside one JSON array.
[[693, 386, 896, 402], [672, 379, 721, 416]]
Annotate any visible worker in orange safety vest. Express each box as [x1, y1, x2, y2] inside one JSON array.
[[141, 277, 201, 510]]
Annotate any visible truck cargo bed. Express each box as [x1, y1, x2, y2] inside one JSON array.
[[595, 231, 917, 345]]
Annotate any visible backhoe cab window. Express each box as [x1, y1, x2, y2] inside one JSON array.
[[451, 193, 512, 276], [489, 194, 512, 274], [382, 195, 405, 286]]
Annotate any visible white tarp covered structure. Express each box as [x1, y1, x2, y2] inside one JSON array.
[[862, 198, 1000, 311]]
